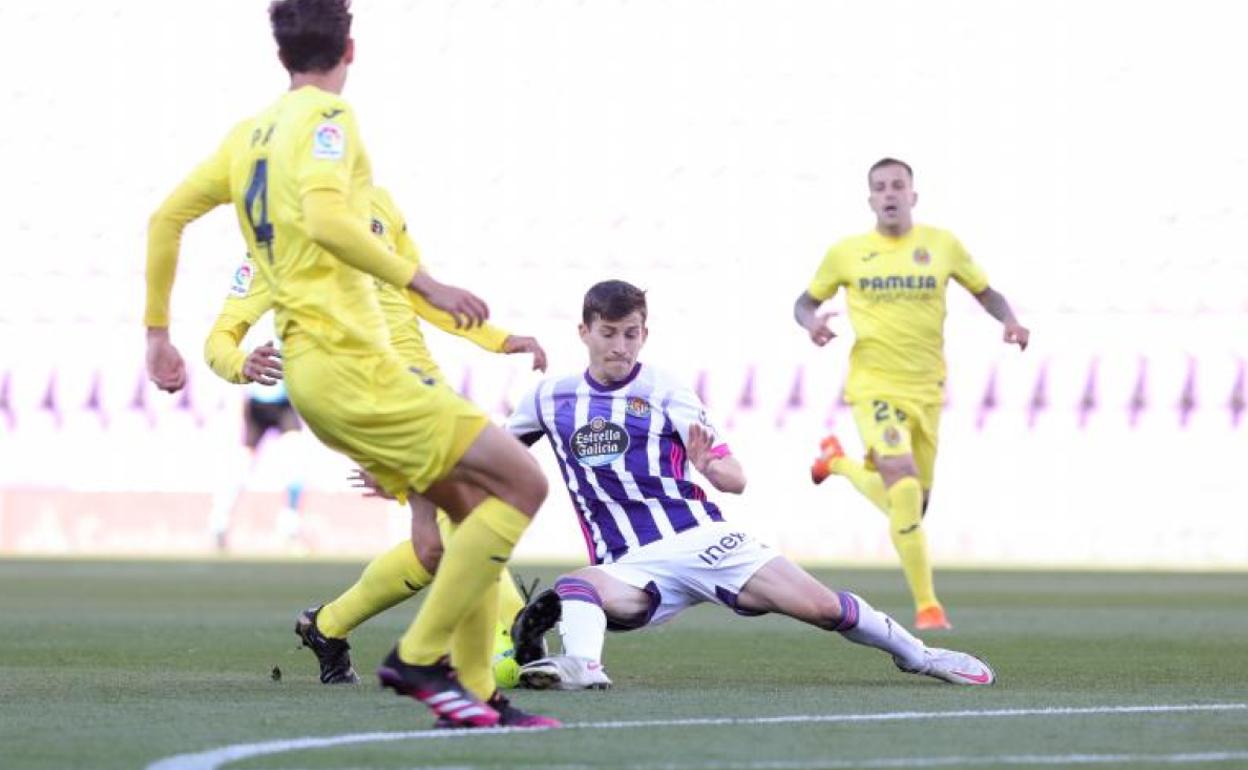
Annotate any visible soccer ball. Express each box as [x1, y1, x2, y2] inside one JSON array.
[[492, 621, 521, 688]]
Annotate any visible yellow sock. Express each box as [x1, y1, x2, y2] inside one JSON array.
[[398, 497, 531, 664], [830, 456, 890, 515], [886, 477, 940, 611], [450, 581, 500, 701], [496, 568, 526, 628], [318, 540, 432, 639], [435, 515, 524, 628]]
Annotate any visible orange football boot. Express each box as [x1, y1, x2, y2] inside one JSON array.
[[810, 435, 846, 484], [914, 605, 952, 631]]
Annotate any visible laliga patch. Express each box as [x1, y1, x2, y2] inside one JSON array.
[[882, 426, 902, 447], [229, 260, 254, 297], [625, 397, 650, 418], [312, 121, 345, 160], [571, 416, 630, 467], [370, 218, 385, 236]]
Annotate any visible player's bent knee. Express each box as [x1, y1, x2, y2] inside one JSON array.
[[523, 467, 549, 510], [498, 450, 548, 515], [454, 426, 548, 515], [413, 539, 443, 574], [875, 455, 919, 487]]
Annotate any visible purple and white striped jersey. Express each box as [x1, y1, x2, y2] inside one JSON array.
[[507, 363, 731, 565]]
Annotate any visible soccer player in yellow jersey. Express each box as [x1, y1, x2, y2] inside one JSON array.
[[793, 158, 1030, 631], [145, 0, 554, 729], [203, 184, 544, 696]]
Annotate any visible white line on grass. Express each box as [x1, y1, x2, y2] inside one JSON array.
[[146, 702, 1248, 770], [289, 752, 1248, 769]]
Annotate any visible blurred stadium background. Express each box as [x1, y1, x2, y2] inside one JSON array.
[[1, 0, 1244, 568]]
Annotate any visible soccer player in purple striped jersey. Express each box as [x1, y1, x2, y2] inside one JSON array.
[[506, 280, 997, 690]]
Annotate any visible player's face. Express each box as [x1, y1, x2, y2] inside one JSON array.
[[868, 164, 917, 233], [580, 311, 648, 383]]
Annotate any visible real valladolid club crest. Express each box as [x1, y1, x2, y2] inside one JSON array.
[[913, 247, 931, 266], [626, 397, 651, 418]]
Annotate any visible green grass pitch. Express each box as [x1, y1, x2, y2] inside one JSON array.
[[1, 560, 1245, 770]]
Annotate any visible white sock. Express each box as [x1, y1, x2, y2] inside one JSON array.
[[835, 591, 927, 669], [554, 578, 608, 662]]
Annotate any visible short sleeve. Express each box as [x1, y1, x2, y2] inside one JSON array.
[[506, 383, 546, 447], [948, 233, 990, 294], [666, 382, 729, 453], [806, 242, 849, 301]]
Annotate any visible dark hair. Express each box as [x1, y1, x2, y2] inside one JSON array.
[[582, 280, 648, 325], [269, 0, 353, 74], [868, 157, 914, 183]]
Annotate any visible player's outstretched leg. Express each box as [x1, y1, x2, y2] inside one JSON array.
[[893, 646, 995, 685], [735, 557, 993, 686], [294, 606, 361, 684]]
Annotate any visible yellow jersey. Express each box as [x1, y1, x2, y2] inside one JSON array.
[[205, 187, 510, 384], [807, 224, 989, 403], [230, 86, 387, 358], [144, 117, 253, 328]]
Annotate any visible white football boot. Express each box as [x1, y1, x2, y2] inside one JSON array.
[[519, 655, 613, 691], [895, 647, 996, 686]]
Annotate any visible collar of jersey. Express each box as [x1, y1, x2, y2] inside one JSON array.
[[584, 363, 642, 392]]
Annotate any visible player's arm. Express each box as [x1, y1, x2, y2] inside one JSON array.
[[393, 228, 548, 371], [300, 114, 488, 326], [793, 292, 837, 346], [973, 287, 1030, 351], [794, 244, 845, 346], [686, 423, 746, 494], [300, 190, 489, 328], [503, 384, 547, 449], [669, 385, 745, 494], [203, 268, 281, 385], [144, 131, 237, 392], [409, 294, 548, 372], [949, 234, 1030, 351]]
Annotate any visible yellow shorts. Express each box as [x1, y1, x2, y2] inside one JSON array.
[[391, 332, 446, 387], [850, 395, 942, 490], [285, 348, 488, 497]]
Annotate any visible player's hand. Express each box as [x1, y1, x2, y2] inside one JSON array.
[[145, 328, 187, 393], [1004, 322, 1030, 351], [687, 423, 717, 475], [432, 283, 489, 329], [806, 310, 838, 347], [503, 335, 548, 372], [410, 270, 489, 329], [348, 468, 395, 500], [243, 341, 283, 385]]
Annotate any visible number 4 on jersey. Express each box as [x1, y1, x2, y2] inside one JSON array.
[[244, 158, 274, 262]]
